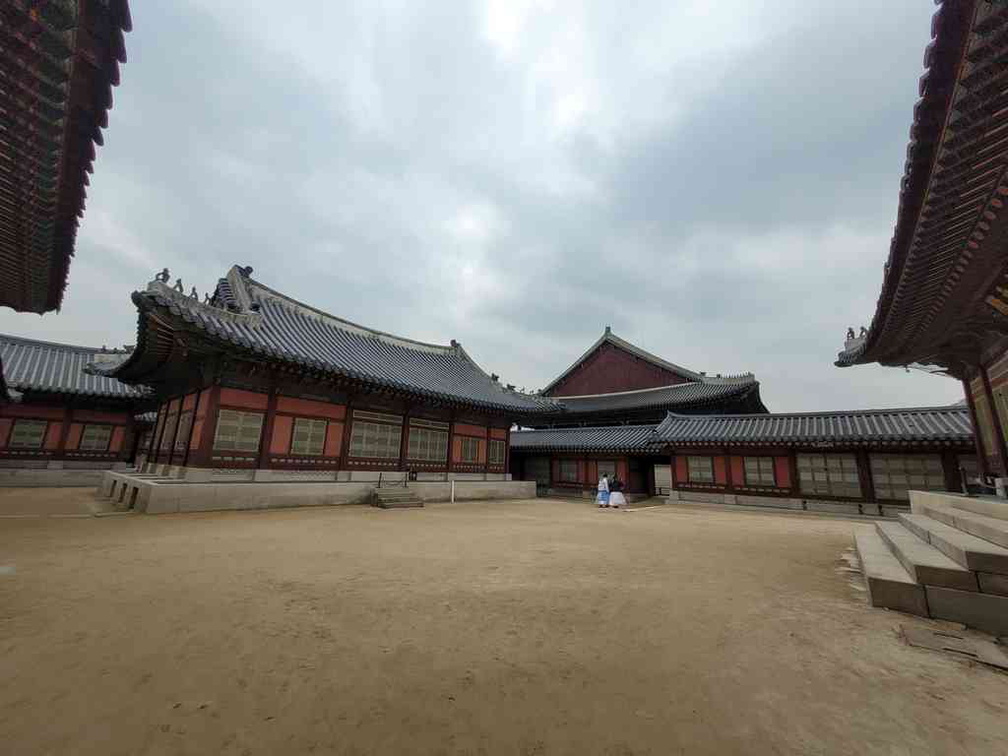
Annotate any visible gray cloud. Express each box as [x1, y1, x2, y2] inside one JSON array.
[[0, 0, 963, 411]]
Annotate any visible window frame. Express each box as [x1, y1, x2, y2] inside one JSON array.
[[213, 409, 265, 453], [869, 453, 946, 501], [407, 421, 449, 463], [290, 417, 328, 456], [686, 455, 714, 484], [79, 424, 114, 452], [173, 411, 193, 452], [8, 419, 48, 449], [743, 456, 776, 487], [558, 459, 579, 483], [348, 410, 403, 460], [796, 453, 862, 499], [488, 438, 506, 466], [459, 436, 481, 464]]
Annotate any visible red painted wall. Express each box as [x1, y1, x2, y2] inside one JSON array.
[[43, 423, 62, 450], [276, 396, 346, 420], [324, 422, 343, 457], [489, 427, 507, 440], [219, 387, 269, 410], [674, 455, 687, 483], [0, 418, 11, 447], [110, 427, 126, 453], [732, 456, 747, 486], [774, 456, 791, 488], [270, 415, 293, 454], [546, 342, 689, 397], [1, 404, 65, 420], [713, 456, 728, 485], [65, 423, 84, 450]]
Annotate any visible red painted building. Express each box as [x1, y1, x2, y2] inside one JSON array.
[[0, 335, 151, 485], [97, 265, 552, 483]]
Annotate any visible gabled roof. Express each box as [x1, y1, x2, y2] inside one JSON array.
[[655, 406, 974, 448], [104, 266, 557, 415], [836, 1, 1008, 376], [0, 334, 146, 399], [542, 327, 704, 394], [1, 1, 132, 313], [555, 374, 762, 415], [510, 424, 663, 453]]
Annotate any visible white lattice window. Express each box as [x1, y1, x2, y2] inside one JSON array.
[[559, 459, 578, 482], [174, 412, 193, 451], [213, 409, 264, 453], [291, 417, 327, 455], [160, 413, 178, 450], [349, 411, 402, 459], [870, 454, 945, 501], [9, 419, 47, 449], [797, 453, 861, 498], [80, 425, 113, 452], [488, 439, 505, 465], [687, 456, 714, 483], [744, 456, 775, 486], [408, 420, 449, 462], [460, 436, 481, 463]]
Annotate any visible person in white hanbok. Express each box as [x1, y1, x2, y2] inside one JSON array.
[[608, 474, 627, 509], [596, 473, 610, 508]]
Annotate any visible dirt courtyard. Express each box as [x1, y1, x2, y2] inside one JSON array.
[[0, 490, 1005, 755]]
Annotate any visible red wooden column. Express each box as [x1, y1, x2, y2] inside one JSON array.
[[980, 368, 1008, 476], [338, 395, 355, 473], [446, 412, 456, 475], [398, 407, 411, 472], [723, 450, 734, 493], [54, 406, 73, 461], [191, 385, 221, 468], [257, 388, 279, 470], [788, 450, 801, 502], [181, 388, 202, 468], [504, 426, 511, 476], [962, 378, 989, 477]]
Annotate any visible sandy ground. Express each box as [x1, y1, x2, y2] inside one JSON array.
[[0, 489, 1005, 755]]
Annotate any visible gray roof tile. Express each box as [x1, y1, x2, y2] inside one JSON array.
[[556, 376, 760, 414], [111, 267, 557, 414], [655, 407, 974, 447], [0, 334, 147, 399], [510, 424, 663, 453]]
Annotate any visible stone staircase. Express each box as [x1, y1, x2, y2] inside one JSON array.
[[855, 490, 1008, 636], [373, 487, 424, 509]]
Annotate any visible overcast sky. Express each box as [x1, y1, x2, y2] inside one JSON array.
[[1, 0, 964, 411]]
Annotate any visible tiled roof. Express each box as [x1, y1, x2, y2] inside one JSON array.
[[556, 375, 761, 414], [1, 1, 132, 313], [836, 1, 1008, 376], [107, 266, 557, 415], [0, 334, 146, 399], [655, 407, 974, 448], [510, 424, 663, 453], [543, 327, 704, 393]]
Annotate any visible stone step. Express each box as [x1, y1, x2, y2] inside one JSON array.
[[374, 489, 424, 509], [950, 496, 1008, 522], [925, 585, 1008, 636], [913, 500, 1008, 550], [899, 513, 1008, 575], [873, 522, 978, 592], [853, 527, 927, 617]]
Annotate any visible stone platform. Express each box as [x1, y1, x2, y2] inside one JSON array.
[[855, 490, 1008, 636], [99, 470, 536, 514]]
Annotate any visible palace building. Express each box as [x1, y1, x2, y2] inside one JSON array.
[[96, 265, 556, 489], [836, 0, 1008, 482], [0, 334, 151, 485], [510, 330, 977, 512], [1, 1, 132, 313]]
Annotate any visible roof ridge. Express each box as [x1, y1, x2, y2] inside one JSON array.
[[0, 332, 120, 354], [556, 375, 755, 400], [513, 423, 659, 433], [243, 273, 457, 355], [662, 405, 969, 421]]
